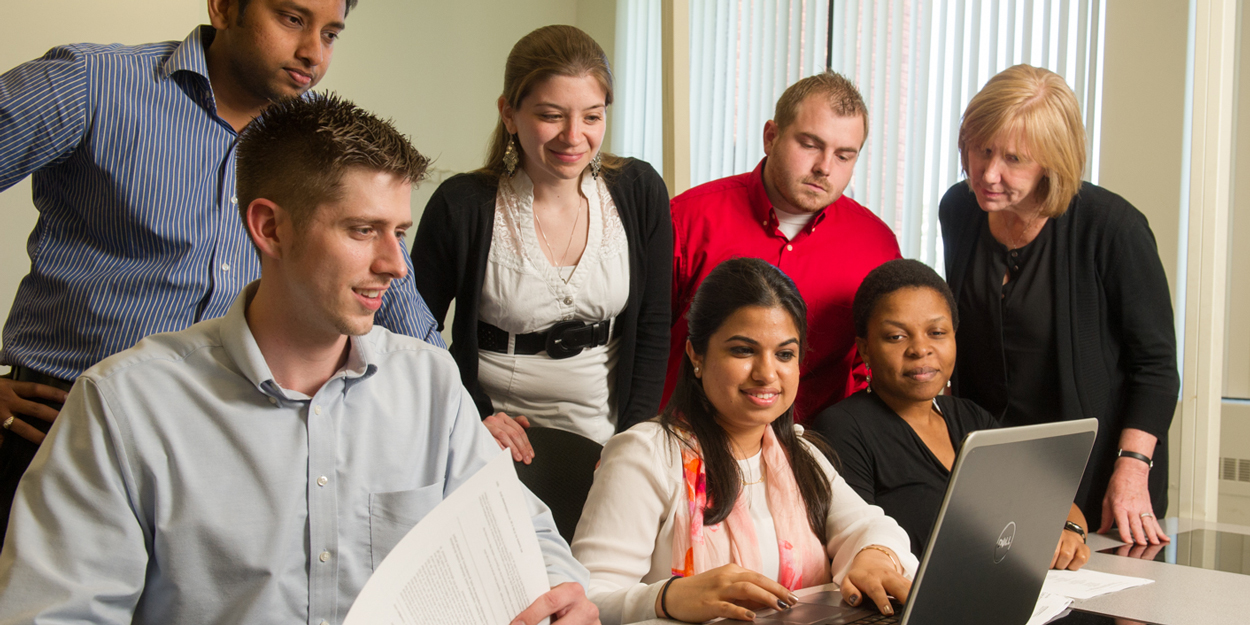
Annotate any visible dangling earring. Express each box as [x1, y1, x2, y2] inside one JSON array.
[[503, 134, 519, 177], [865, 365, 873, 393], [590, 152, 602, 180]]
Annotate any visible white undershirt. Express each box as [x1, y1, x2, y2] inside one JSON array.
[[739, 451, 779, 580], [772, 206, 817, 240]]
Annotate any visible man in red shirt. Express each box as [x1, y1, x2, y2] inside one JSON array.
[[666, 71, 901, 422]]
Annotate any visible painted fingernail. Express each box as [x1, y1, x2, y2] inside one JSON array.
[[745, 611, 756, 620], [848, 595, 860, 606], [789, 594, 799, 605], [777, 599, 791, 610], [883, 604, 894, 616]]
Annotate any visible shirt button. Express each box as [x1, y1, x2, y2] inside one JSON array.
[[230, 195, 238, 205], [563, 297, 573, 305], [762, 220, 768, 227], [319, 551, 331, 562], [1011, 250, 1019, 257], [221, 262, 231, 272], [314, 405, 322, 415], [786, 244, 794, 251], [317, 476, 329, 487]]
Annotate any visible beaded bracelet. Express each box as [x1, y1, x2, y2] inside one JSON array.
[[858, 544, 902, 575]]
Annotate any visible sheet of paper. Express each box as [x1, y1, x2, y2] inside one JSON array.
[[1041, 568, 1154, 600], [1025, 591, 1074, 625], [344, 450, 551, 625]]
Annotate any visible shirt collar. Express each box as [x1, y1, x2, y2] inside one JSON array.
[[163, 26, 214, 83], [749, 157, 831, 233], [219, 282, 379, 403]]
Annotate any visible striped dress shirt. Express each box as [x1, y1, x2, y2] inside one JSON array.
[[0, 26, 444, 380]]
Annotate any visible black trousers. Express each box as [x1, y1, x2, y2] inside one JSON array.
[[0, 366, 72, 544]]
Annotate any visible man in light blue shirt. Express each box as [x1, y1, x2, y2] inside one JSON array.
[[0, 94, 596, 625], [0, 0, 445, 542]]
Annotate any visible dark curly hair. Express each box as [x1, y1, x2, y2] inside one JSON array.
[[852, 259, 958, 338]]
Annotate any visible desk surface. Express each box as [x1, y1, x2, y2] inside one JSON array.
[[628, 518, 1250, 625]]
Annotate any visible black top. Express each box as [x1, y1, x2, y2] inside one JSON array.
[[957, 219, 1063, 426], [411, 159, 673, 432], [814, 390, 997, 557], [939, 181, 1179, 529]]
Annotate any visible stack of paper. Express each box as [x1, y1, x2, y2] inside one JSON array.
[[1025, 568, 1154, 625]]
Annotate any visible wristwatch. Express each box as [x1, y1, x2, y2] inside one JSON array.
[[1064, 520, 1087, 543]]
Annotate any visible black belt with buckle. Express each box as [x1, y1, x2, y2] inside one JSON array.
[[478, 319, 615, 359]]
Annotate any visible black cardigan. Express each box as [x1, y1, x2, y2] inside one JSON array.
[[939, 181, 1179, 526], [412, 158, 672, 433]]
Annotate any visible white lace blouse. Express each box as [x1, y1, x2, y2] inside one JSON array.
[[476, 170, 631, 444]]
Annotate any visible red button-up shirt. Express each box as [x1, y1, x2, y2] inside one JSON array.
[[666, 159, 902, 422]]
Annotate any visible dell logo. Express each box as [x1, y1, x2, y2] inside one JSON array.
[[994, 522, 1017, 564]]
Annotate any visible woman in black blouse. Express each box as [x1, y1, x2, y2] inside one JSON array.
[[939, 65, 1178, 546], [814, 259, 1090, 569]]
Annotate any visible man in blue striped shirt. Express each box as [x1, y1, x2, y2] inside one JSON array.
[[0, 0, 444, 540]]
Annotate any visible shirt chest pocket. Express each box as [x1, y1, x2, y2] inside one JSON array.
[[369, 482, 444, 570]]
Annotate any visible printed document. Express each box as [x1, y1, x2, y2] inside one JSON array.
[[1041, 568, 1154, 600], [344, 450, 550, 625]]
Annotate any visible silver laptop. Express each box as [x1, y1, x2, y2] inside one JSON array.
[[756, 418, 1098, 625]]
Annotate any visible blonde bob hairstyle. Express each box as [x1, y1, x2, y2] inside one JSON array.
[[480, 25, 623, 180], [958, 64, 1086, 218]]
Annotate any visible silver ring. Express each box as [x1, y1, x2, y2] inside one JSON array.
[[1140, 513, 1155, 519], [2, 416, 13, 430]]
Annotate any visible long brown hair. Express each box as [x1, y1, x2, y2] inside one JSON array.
[[660, 258, 834, 539], [479, 25, 624, 180]]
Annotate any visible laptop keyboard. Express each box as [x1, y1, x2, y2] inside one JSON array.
[[844, 614, 900, 624]]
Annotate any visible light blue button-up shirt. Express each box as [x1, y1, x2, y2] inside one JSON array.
[[0, 284, 584, 625]]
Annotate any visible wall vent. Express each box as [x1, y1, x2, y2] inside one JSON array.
[[1221, 457, 1250, 482]]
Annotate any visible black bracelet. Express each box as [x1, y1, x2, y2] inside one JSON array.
[[660, 575, 681, 619], [1117, 449, 1153, 469]]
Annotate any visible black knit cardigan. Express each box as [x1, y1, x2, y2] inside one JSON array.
[[412, 158, 672, 433], [940, 181, 1180, 525]]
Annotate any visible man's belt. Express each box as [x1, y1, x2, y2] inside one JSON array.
[[8, 365, 74, 392], [478, 319, 615, 359]]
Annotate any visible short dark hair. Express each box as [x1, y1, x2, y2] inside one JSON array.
[[236, 93, 430, 230], [661, 258, 834, 539], [237, 0, 359, 25], [852, 259, 959, 338]]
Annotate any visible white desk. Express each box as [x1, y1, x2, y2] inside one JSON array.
[[627, 518, 1250, 625]]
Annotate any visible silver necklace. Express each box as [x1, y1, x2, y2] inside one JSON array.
[[1007, 207, 1045, 251], [533, 197, 585, 281]]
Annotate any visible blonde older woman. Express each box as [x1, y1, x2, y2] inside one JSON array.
[[939, 64, 1178, 546]]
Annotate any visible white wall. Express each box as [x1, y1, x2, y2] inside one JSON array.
[[0, 0, 624, 354], [1099, 0, 1190, 518]]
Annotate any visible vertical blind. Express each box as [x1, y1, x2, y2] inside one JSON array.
[[830, 0, 1106, 268], [612, 0, 831, 185], [687, 0, 831, 186], [612, 0, 1106, 269], [612, 0, 664, 172]]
